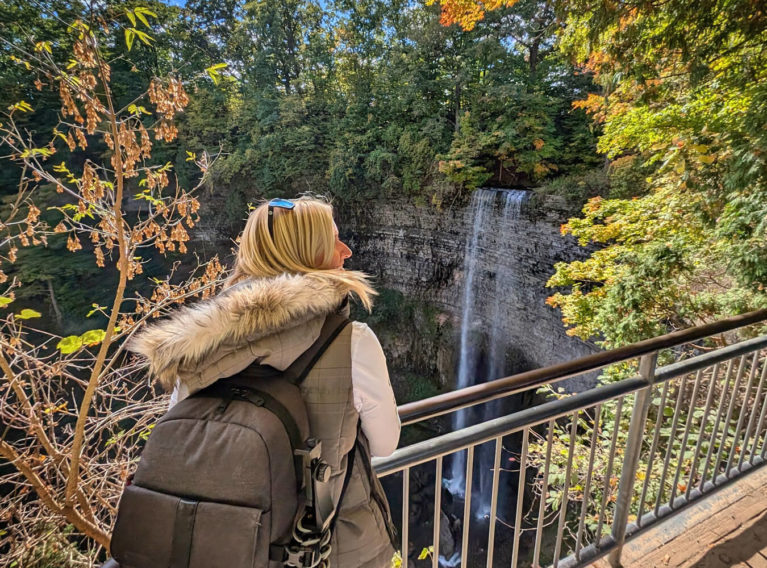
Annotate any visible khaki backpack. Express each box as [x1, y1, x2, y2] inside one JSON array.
[[109, 314, 351, 568]]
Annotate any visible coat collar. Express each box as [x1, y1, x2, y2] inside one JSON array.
[[128, 271, 363, 390]]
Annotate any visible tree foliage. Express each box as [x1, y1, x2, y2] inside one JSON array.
[[543, 0, 767, 346], [163, 0, 599, 219]]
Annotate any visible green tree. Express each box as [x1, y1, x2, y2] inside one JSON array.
[[546, 0, 767, 346]]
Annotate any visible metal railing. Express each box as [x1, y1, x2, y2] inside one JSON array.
[[374, 310, 767, 568]]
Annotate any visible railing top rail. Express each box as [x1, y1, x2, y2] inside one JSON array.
[[378, 333, 767, 476], [398, 308, 767, 426]]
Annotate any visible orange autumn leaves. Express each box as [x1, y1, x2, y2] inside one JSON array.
[[426, 0, 519, 30]]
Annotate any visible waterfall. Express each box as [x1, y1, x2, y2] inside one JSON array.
[[444, 190, 496, 496], [477, 189, 527, 518], [443, 188, 528, 509]]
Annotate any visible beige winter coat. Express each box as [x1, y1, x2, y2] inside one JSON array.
[[129, 271, 397, 568]]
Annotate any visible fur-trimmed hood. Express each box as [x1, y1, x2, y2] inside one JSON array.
[[128, 271, 363, 392]]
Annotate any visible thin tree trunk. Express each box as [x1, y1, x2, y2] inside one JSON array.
[[529, 41, 539, 80], [454, 82, 462, 131], [46, 278, 63, 329]]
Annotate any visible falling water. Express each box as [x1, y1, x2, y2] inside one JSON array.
[[443, 188, 528, 517], [477, 189, 527, 518], [444, 190, 496, 496]]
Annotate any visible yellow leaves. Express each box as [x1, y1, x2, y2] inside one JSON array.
[[81, 329, 106, 346], [124, 29, 154, 52], [16, 309, 42, 320], [56, 335, 82, 354], [9, 101, 33, 113], [127, 104, 152, 117], [57, 328, 109, 354], [9, 55, 32, 70], [52, 161, 76, 186], [34, 41, 53, 55], [533, 138, 545, 150], [205, 63, 228, 85], [19, 147, 54, 160], [572, 93, 607, 123], [438, 159, 465, 173], [533, 162, 551, 177], [585, 195, 603, 213], [417, 546, 433, 560], [67, 19, 91, 39], [125, 7, 157, 28], [43, 403, 67, 415], [40, 403, 68, 418], [124, 8, 156, 50]]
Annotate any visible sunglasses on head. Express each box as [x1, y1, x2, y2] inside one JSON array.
[[267, 198, 295, 240]]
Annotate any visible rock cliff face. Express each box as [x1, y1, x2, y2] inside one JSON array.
[[338, 190, 598, 392]]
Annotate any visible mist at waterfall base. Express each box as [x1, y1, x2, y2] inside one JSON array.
[[441, 189, 530, 566]]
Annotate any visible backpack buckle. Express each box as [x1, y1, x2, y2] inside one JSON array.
[[295, 440, 336, 532], [284, 542, 325, 568], [230, 386, 264, 406], [283, 546, 306, 566]]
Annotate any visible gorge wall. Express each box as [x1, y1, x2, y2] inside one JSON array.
[[338, 190, 599, 395]]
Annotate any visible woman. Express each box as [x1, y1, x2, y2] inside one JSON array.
[[128, 195, 400, 567]]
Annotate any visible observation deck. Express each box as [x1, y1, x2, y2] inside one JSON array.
[[594, 464, 767, 567], [375, 310, 767, 568]]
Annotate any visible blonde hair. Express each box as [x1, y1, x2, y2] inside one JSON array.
[[225, 196, 375, 310]]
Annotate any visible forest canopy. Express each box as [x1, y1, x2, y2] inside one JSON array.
[[430, 0, 767, 345], [1, 0, 604, 335], [1, 0, 765, 343]]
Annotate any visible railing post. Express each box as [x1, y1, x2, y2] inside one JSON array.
[[608, 353, 657, 568]]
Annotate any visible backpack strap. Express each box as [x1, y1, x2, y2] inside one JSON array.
[[282, 313, 351, 385], [329, 421, 360, 533]]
